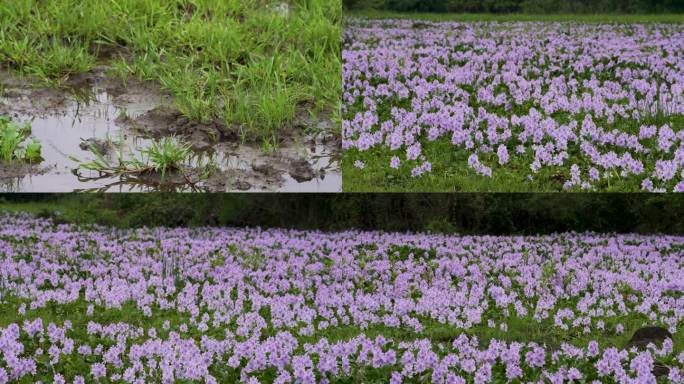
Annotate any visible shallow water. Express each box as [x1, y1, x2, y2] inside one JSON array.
[[0, 82, 341, 192]]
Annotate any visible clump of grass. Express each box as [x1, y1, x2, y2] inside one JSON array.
[[72, 137, 214, 184], [0, 116, 42, 163], [143, 137, 192, 180]]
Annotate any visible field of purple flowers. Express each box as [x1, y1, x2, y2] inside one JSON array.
[[1, 213, 684, 382], [342, 19, 684, 192]]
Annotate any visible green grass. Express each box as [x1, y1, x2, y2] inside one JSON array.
[[71, 136, 216, 185], [345, 10, 684, 23], [144, 137, 194, 180], [0, 0, 341, 143]]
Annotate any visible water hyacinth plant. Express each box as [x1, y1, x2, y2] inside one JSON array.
[[342, 19, 684, 192], [0, 213, 683, 383], [0, 116, 42, 163]]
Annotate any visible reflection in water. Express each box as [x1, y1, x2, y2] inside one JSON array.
[[0, 83, 341, 192]]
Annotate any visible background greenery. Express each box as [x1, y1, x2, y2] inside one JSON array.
[[1, 194, 683, 234], [343, 0, 684, 13]]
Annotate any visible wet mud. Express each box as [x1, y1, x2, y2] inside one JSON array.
[[0, 70, 340, 192]]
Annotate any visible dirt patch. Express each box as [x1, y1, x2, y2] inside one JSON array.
[[0, 68, 169, 119], [62, 66, 171, 104], [64, 67, 108, 90], [0, 86, 69, 117], [87, 43, 130, 62], [203, 149, 320, 191], [627, 326, 672, 348], [288, 158, 316, 182], [117, 105, 236, 151]]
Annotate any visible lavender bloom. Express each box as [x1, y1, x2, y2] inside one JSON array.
[[390, 156, 401, 169], [497, 145, 509, 165]]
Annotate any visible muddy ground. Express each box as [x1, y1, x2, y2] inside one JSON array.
[[0, 68, 340, 192]]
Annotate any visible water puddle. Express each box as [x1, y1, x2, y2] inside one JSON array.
[[0, 73, 341, 192]]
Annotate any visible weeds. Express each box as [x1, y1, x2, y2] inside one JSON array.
[[71, 137, 215, 186], [0, 116, 42, 163], [143, 137, 192, 180]]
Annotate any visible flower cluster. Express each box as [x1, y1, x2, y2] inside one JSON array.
[[0, 213, 683, 382], [343, 19, 684, 191]]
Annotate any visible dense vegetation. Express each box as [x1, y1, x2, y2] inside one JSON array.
[[1, 216, 682, 383], [342, 19, 684, 192], [0, 0, 341, 143], [344, 0, 684, 13], [1, 194, 683, 234]]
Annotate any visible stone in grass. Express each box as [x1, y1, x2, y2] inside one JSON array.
[[268, 2, 289, 17], [233, 180, 252, 191], [627, 326, 673, 378], [79, 138, 109, 155], [627, 326, 672, 348], [652, 362, 670, 378], [411, 22, 431, 29]]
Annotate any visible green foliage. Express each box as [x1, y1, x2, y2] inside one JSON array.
[[23, 139, 42, 163], [1, 194, 684, 235], [0, 116, 42, 163], [425, 218, 456, 234], [344, 0, 684, 13]]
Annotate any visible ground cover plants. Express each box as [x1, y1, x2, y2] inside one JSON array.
[[70, 136, 220, 192], [0, 0, 341, 144], [0, 116, 41, 164], [1, 213, 683, 382], [342, 16, 684, 191], [73, 137, 207, 180]]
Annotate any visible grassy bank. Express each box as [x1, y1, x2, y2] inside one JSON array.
[[0, 0, 341, 143]]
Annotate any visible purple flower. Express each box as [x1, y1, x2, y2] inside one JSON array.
[[91, 363, 106, 379], [390, 156, 401, 169], [497, 145, 509, 165]]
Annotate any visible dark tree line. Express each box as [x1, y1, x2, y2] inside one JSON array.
[[344, 0, 684, 13], [2, 194, 683, 235]]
